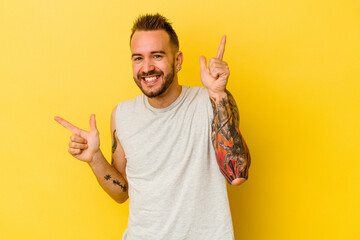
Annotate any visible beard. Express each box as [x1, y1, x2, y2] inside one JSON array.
[[134, 65, 175, 98]]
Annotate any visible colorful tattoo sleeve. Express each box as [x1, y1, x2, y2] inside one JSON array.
[[210, 90, 251, 184]]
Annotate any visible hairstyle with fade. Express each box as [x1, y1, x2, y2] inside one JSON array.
[[130, 13, 179, 50]]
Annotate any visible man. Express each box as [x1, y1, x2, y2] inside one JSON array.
[[55, 13, 250, 240]]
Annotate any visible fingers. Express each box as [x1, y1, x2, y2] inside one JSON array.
[[208, 57, 229, 78], [89, 114, 97, 132], [54, 116, 81, 134], [68, 133, 87, 156], [68, 148, 82, 155], [69, 142, 87, 150], [200, 56, 207, 71], [209, 57, 228, 68], [216, 35, 226, 60], [200, 35, 227, 71], [70, 134, 87, 144]]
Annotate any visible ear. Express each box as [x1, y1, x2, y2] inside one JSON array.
[[175, 51, 183, 73]]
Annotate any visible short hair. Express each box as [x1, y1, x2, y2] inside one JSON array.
[[130, 13, 179, 49]]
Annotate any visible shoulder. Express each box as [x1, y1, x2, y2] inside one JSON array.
[[189, 86, 213, 119], [182, 86, 213, 119], [116, 94, 144, 110], [185, 86, 208, 94], [112, 95, 144, 117], [182, 86, 209, 102], [111, 94, 144, 126]]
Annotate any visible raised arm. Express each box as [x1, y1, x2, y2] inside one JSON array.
[[200, 36, 251, 185], [54, 112, 128, 203]]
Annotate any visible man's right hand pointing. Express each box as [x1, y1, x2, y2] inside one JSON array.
[[54, 114, 100, 163]]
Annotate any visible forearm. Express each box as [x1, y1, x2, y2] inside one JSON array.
[[210, 90, 251, 185], [88, 151, 128, 203]]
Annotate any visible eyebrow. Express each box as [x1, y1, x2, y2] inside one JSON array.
[[131, 51, 166, 58], [151, 51, 166, 55]]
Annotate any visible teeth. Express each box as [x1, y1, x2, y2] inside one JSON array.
[[144, 76, 158, 82]]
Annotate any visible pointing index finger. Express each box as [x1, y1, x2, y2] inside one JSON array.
[[54, 116, 81, 134], [216, 35, 226, 60]]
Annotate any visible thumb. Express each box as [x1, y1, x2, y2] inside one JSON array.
[[90, 114, 97, 131], [199, 56, 207, 72]]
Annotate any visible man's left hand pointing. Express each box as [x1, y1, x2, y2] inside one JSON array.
[[200, 35, 230, 98]]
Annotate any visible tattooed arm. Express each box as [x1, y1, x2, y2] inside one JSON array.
[[89, 106, 128, 203], [210, 90, 251, 185], [200, 36, 250, 185], [54, 109, 128, 203]]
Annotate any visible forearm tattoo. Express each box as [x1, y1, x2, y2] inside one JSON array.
[[104, 174, 127, 192], [112, 130, 117, 154], [210, 90, 251, 184], [111, 130, 117, 165]]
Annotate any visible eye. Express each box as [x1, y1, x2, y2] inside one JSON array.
[[133, 57, 142, 62], [154, 55, 163, 59]]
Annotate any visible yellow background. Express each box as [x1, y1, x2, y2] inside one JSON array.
[[1, 0, 359, 239]]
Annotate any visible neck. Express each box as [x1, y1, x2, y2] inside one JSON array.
[[147, 77, 182, 109]]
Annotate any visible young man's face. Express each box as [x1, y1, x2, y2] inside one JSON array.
[[130, 30, 178, 98]]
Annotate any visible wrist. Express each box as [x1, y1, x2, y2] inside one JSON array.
[[208, 90, 227, 101], [89, 149, 104, 167]]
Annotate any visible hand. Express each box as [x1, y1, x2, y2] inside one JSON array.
[[200, 35, 229, 97], [54, 114, 100, 163]]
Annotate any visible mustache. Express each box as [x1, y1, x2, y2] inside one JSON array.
[[138, 70, 163, 79]]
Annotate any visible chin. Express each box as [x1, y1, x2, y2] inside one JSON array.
[[137, 77, 174, 98], [143, 86, 167, 98]]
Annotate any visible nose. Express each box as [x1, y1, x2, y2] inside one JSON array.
[[142, 58, 155, 74]]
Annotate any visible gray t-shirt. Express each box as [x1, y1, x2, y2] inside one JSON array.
[[116, 86, 234, 240]]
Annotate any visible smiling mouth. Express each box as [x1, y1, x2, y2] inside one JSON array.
[[142, 75, 161, 84]]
